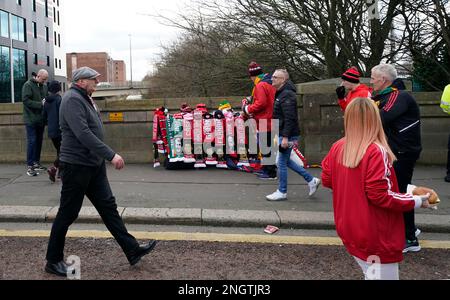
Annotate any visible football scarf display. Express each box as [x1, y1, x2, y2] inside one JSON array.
[[203, 112, 217, 166], [193, 108, 206, 168], [214, 110, 227, 169], [167, 114, 184, 163], [182, 112, 195, 163], [235, 114, 250, 167]]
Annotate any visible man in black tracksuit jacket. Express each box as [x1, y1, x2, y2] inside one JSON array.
[[371, 64, 422, 253]]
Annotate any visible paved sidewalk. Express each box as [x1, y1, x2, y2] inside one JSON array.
[[0, 163, 449, 232]]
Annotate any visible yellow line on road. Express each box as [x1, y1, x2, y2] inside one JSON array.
[[0, 230, 449, 249]]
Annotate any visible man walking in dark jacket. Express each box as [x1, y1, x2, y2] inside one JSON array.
[[371, 64, 422, 253], [43, 80, 62, 182], [266, 69, 320, 201], [45, 67, 157, 277], [22, 69, 48, 176]]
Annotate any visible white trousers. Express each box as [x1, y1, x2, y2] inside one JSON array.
[[354, 257, 399, 280]]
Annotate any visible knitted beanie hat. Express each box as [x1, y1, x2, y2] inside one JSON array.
[[248, 61, 263, 77], [342, 67, 361, 84]]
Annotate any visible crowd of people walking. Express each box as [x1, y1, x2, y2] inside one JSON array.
[[21, 62, 447, 279]]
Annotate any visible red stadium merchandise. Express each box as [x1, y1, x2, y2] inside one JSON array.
[[167, 113, 184, 163], [214, 110, 227, 169], [182, 112, 196, 163], [158, 110, 169, 154], [235, 113, 250, 167], [203, 112, 217, 166], [193, 106, 206, 169], [225, 111, 236, 156], [152, 107, 168, 168], [291, 145, 309, 168]]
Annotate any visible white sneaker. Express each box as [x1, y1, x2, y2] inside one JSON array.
[[308, 178, 321, 197], [266, 190, 287, 201]]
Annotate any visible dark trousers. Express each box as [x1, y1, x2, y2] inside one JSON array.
[[46, 162, 139, 263], [393, 151, 421, 241], [25, 124, 44, 167], [51, 137, 62, 168], [259, 131, 277, 177], [447, 134, 450, 176]]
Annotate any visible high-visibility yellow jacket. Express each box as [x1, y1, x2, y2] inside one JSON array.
[[441, 84, 450, 114]]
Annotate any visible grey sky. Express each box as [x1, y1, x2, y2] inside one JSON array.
[[65, 0, 188, 81]]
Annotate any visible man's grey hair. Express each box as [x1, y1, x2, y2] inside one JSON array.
[[37, 69, 48, 76], [274, 69, 290, 81], [371, 64, 397, 82]]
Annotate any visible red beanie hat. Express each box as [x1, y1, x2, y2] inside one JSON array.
[[342, 67, 361, 84], [248, 61, 263, 77]]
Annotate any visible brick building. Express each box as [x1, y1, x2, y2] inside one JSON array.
[[113, 60, 126, 83], [66, 52, 126, 84]]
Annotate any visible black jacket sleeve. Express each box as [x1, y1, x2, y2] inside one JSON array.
[[279, 90, 299, 138]]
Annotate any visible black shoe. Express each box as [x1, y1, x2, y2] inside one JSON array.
[[127, 240, 158, 266], [403, 239, 421, 253], [45, 261, 68, 277], [445, 175, 450, 183]]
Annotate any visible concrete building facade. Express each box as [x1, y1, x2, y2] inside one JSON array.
[[67, 52, 127, 84], [0, 0, 67, 103]]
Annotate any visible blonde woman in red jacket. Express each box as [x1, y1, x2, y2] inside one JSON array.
[[321, 97, 431, 280]]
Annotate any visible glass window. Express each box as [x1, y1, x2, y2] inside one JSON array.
[[13, 48, 27, 103], [0, 46, 12, 103], [0, 10, 9, 38], [32, 22, 37, 38], [11, 15, 26, 42], [33, 0, 37, 12], [45, 0, 49, 17], [16, 0, 22, 5], [45, 26, 49, 42], [47, 56, 50, 66]]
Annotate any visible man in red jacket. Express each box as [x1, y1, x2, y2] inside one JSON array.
[[336, 67, 372, 111], [243, 62, 277, 179]]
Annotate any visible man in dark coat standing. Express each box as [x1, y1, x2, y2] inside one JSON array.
[[22, 69, 48, 176], [371, 64, 422, 253]]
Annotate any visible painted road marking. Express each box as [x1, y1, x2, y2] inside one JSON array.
[[0, 230, 450, 249]]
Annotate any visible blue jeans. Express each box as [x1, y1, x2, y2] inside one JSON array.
[[277, 136, 313, 193], [25, 124, 45, 167]]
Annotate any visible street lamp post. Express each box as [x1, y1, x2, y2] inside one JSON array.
[[129, 34, 133, 88]]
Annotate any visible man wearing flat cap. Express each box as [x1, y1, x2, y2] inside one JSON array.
[[45, 66, 157, 277]]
